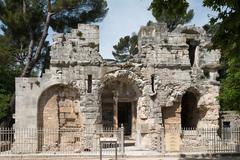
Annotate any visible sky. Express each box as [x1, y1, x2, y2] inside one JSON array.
[[96, 0, 216, 59]]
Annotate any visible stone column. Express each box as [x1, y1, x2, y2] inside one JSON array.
[[113, 91, 118, 129], [131, 101, 136, 138], [194, 46, 200, 68]]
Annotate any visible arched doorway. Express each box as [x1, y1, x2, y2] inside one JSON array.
[[37, 85, 81, 151], [181, 91, 199, 129], [101, 80, 139, 137]]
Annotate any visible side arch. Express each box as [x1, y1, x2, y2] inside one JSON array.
[[180, 87, 200, 129], [37, 84, 82, 129], [181, 91, 199, 129], [37, 84, 82, 151]]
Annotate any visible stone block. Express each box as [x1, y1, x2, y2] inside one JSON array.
[[59, 107, 72, 113], [65, 113, 77, 119], [141, 124, 149, 134]]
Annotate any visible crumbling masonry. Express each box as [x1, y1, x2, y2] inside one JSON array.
[[14, 23, 221, 152]]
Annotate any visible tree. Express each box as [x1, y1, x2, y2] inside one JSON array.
[[203, 0, 240, 112], [149, 0, 194, 31], [0, 0, 108, 126], [0, 36, 19, 124], [112, 34, 138, 62]]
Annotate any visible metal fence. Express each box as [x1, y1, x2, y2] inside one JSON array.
[[1, 127, 240, 157], [0, 126, 125, 158], [179, 127, 240, 153]]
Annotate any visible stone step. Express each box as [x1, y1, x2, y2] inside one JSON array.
[[124, 140, 135, 147]]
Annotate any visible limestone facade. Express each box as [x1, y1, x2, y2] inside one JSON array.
[[14, 23, 221, 152], [220, 111, 240, 128]]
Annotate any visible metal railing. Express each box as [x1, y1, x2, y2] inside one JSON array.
[[179, 127, 240, 153], [0, 126, 125, 158], [1, 127, 240, 156]]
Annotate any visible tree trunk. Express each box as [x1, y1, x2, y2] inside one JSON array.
[[21, 12, 52, 77], [1, 12, 53, 127]]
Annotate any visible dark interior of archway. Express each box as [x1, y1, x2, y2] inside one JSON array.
[[101, 81, 138, 130], [187, 39, 198, 67], [181, 92, 198, 129], [101, 89, 114, 128], [118, 102, 132, 135]]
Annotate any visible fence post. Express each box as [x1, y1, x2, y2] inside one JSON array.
[[100, 141, 102, 160], [120, 125, 124, 157], [0, 128, 1, 153], [213, 128, 215, 153]]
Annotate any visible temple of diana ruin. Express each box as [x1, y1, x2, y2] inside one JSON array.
[[14, 23, 221, 153]]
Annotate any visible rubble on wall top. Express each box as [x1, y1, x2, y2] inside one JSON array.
[[138, 22, 207, 38], [173, 25, 206, 35]]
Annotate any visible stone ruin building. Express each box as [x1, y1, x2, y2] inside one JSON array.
[[14, 23, 221, 152]]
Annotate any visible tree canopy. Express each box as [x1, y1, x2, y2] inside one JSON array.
[[149, 0, 194, 31], [112, 34, 138, 62], [0, 36, 19, 122], [203, 0, 240, 112]]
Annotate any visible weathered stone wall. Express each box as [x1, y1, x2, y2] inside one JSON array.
[[14, 23, 221, 153], [14, 24, 105, 153], [221, 111, 240, 128], [135, 23, 220, 150]]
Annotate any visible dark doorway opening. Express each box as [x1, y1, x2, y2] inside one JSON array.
[[187, 39, 199, 67], [102, 102, 114, 128], [118, 102, 132, 135], [181, 92, 198, 129]]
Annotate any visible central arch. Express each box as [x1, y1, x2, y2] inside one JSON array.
[[100, 70, 143, 137]]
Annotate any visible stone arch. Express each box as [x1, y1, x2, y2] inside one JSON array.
[[98, 70, 144, 96], [38, 84, 81, 129], [162, 86, 200, 128], [37, 84, 82, 151], [180, 88, 200, 129], [99, 70, 144, 137]]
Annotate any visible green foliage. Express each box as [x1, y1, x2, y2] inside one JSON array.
[[0, 0, 44, 40], [112, 34, 138, 62], [50, 0, 108, 32], [203, 0, 240, 112], [0, 36, 11, 65], [0, 92, 10, 121], [219, 62, 240, 111], [202, 23, 220, 35], [149, 0, 194, 31], [0, 0, 45, 70], [0, 47, 19, 122]]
